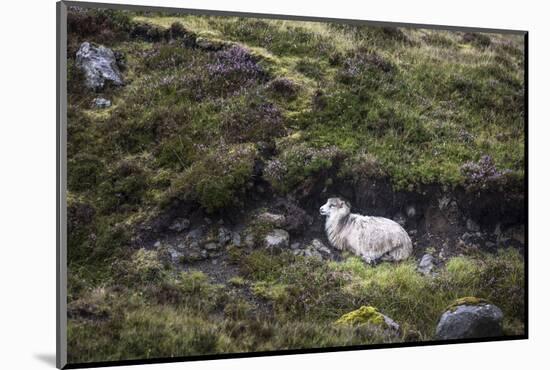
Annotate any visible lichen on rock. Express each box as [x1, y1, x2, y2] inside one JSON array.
[[335, 306, 399, 332], [445, 296, 491, 312]]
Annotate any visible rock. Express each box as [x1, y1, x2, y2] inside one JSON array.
[[418, 254, 435, 275], [76, 42, 124, 90], [92, 97, 111, 109], [335, 306, 400, 333], [167, 248, 182, 263], [293, 247, 319, 258], [406, 205, 416, 218], [438, 195, 451, 210], [466, 218, 480, 232], [264, 229, 290, 251], [153, 241, 161, 248], [218, 227, 232, 245], [204, 242, 220, 251], [275, 199, 312, 233], [186, 228, 204, 242], [435, 297, 503, 340], [244, 234, 255, 248], [309, 239, 331, 255], [231, 232, 241, 247], [168, 218, 190, 232], [258, 212, 286, 227], [290, 242, 301, 250], [182, 250, 203, 262]]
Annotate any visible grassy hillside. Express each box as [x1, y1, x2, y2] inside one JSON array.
[[66, 8, 525, 364]]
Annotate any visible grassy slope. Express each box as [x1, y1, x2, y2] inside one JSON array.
[[66, 9, 525, 363]]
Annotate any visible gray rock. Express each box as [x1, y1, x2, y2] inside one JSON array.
[[204, 242, 220, 251], [435, 302, 503, 340], [418, 254, 435, 275], [258, 212, 286, 227], [186, 228, 204, 242], [244, 234, 255, 248], [76, 42, 123, 90], [92, 97, 111, 108], [466, 219, 480, 232], [264, 229, 290, 251], [406, 205, 416, 218], [153, 241, 161, 248], [168, 218, 190, 232], [438, 195, 451, 210], [167, 248, 183, 263], [231, 232, 241, 247], [309, 239, 331, 255], [290, 242, 301, 250], [382, 314, 401, 333], [218, 227, 232, 245]]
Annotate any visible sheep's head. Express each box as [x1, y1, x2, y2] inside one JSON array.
[[320, 197, 351, 218]]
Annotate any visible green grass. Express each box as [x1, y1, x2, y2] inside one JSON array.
[[68, 248, 524, 362]]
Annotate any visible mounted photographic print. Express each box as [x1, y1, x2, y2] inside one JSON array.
[[56, 1, 528, 368]]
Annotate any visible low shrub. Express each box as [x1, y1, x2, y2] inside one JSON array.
[[264, 143, 344, 194], [167, 143, 258, 212]]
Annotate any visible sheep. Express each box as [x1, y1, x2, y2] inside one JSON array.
[[319, 197, 413, 264]]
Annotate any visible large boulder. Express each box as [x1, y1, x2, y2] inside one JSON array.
[[435, 297, 503, 340], [76, 42, 124, 90]]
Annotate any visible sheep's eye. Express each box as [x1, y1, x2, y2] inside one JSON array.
[[329, 204, 334, 208]]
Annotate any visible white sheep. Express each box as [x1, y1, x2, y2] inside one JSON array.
[[319, 197, 413, 263]]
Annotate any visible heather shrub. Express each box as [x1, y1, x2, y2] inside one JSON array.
[[338, 51, 395, 86], [264, 144, 344, 193], [461, 155, 512, 191], [462, 32, 492, 48], [67, 7, 133, 43], [206, 45, 267, 95], [267, 77, 300, 100], [167, 143, 258, 212], [221, 95, 285, 143]]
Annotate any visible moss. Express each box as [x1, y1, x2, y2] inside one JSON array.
[[335, 306, 386, 327], [445, 297, 491, 312]]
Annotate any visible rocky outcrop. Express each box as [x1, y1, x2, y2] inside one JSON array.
[[435, 297, 503, 340], [76, 42, 124, 91]]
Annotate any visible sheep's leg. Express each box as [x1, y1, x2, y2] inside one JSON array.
[[362, 255, 381, 266]]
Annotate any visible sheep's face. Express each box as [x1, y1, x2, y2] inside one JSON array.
[[320, 197, 351, 218]]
